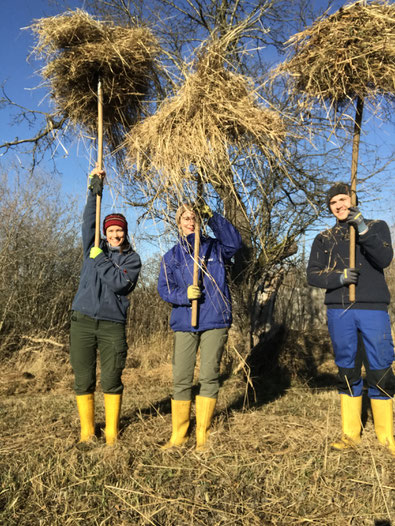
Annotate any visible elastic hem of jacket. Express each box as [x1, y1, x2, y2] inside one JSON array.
[[170, 323, 230, 332], [326, 303, 388, 311], [71, 309, 126, 325]]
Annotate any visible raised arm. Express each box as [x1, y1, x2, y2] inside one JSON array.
[[208, 212, 242, 260], [357, 220, 393, 270]]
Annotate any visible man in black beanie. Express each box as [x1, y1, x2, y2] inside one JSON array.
[[307, 182, 395, 455]]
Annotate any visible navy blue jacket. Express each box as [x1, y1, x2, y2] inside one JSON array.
[[72, 191, 141, 323], [307, 219, 393, 310], [158, 212, 242, 332]]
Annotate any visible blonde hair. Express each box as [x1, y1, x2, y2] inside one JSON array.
[[175, 204, 195, 226]]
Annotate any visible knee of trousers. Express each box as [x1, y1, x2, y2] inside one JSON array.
[[74, 373, 96, 395], [199, 383, 220, 399], [367, 367, 395, 398], [100, 372, 124, 394], [336, 366, 362, 392]]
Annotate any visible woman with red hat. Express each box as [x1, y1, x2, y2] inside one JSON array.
[[69, 165, 141, 445]]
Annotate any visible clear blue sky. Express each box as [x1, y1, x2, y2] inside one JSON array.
[[1, 0, 394, 260]]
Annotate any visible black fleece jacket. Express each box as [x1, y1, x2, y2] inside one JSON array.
[[307, 219, 393, 310]]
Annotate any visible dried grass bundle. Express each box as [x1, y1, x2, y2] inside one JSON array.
[[125, 38, 285, 190], [274, 0, 395, 107], [30, 9, 159, 149]]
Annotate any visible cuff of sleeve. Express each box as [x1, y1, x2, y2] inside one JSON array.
[[92, 251, 106, 264], [358, 221, 368, 235]]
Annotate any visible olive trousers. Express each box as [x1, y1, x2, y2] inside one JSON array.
[[172, 328, 228, 400], [69, 311, 128, 395]]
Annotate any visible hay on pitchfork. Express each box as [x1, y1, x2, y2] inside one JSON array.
[[272, 0, 395, 110], [124, 38, 286, 193], [29, 9, 159, 150]]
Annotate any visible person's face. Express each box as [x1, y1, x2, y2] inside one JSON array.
[[329, 193, 351, 221], [179, 210, 196, 236], [106, 225, 126, 247]]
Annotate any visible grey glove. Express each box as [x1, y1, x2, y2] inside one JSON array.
[[340, 268, 359, 286], [346, 207, 368, 235], [88, 174, 103, 196]]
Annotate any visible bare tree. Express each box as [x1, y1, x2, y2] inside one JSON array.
[[0, 166, 81, 355], [1, 0, 393, 356]]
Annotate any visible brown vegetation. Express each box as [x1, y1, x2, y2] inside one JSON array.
[[29, 9, 160, 150], [124, 32, 286, 201], [1, 327, 394, 525], [273, 0, 395, 108]]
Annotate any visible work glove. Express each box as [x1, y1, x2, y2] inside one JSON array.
[[88, 174, 103, 196], [187, 285, 202, 300], [346, 207, 368, 235], [90, 247, 103, 259], [195, 197, 213, 221], [339, 268, 359, 286]]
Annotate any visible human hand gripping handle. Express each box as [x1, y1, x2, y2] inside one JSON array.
[[340, 268, 359, 286], [88, 164, 106, 196], [88, 163, 106, 248], [195, 197, 213, 222], [90, 247, 103, 259], [346, 207, 368, 235], [187, 285, 202, 301]]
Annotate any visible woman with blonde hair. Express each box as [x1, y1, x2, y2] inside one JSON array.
[[158, 202, 241, 450]]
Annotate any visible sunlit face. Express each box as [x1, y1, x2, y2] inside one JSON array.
[[179, 210, 196, 236], [329, 193, 351, 222], [106, 225, 126, 247]]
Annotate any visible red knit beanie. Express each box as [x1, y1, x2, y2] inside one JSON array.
[[103, 213, 128, 235]]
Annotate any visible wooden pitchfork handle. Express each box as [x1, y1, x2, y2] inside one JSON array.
[[94, 78, 103, 248], [191, 173, 204, 327], [191, 216, 200, 328], [349, 96, 364, 302]]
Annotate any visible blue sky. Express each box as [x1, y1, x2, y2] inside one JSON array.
[[0, 0, 155, 255], [1, 0, 394, 260]]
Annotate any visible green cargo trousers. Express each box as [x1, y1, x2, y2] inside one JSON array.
[[69, 311, 128, 395], [172, 328, 228, 400]]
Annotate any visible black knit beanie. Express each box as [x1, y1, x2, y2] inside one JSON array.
[[326, 182, 358, 210]]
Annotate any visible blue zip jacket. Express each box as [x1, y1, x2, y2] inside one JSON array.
[[72, 191, 141, 323], [158, 212, 242, 332]]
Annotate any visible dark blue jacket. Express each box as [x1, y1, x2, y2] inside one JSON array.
[[158, 212, 242, 332], [307, 219, 393, 310], [72, 191, 141, 323]]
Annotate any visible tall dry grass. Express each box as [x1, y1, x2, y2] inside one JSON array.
[[1, 328, 394, 526]]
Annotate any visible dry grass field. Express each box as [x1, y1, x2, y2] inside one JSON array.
[[0, 330, 394, 526]]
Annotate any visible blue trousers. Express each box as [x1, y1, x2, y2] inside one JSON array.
[[327, 309, 395, 399]]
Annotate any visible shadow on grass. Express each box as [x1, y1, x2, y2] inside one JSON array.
[[119, 326, 375, 438], [222, 326, 340, 412], [119, 326, 338, 433]]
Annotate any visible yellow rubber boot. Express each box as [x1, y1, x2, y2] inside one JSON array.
[[195, 395, 217, 452], [161, 399, 191, 449], [371, 398, 395, 456], [331, 394, 362, 450], [76, 394, 95, 442], [104, 393, 122, 446]]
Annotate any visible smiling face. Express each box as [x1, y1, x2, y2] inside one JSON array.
[[179, 210, 196, 236], [329, 193, 351, 222], [106, 225, 126, 247]]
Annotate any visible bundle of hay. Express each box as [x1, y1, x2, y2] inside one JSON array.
[[30, 9, 159, 150], [273, 0, 395, 109], [124, 38, 285, 192]]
